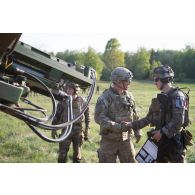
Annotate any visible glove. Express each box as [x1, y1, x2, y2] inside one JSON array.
[[134, 129, 142, 143], [51, 130, 58, 139]]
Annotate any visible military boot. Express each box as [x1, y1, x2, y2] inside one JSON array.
[[58, 153, 67, 163]]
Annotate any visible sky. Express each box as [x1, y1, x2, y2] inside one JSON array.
[[20, 32, 195, 53], [2, 0, 195, 54]]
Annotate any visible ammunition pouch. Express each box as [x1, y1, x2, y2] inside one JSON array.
[[181, 129, 193, 147], [149, 98, 161, 113], [172, 133, 183, 150], [157, 93, 169, 107]]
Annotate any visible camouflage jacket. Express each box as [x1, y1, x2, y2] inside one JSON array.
[[94, 87, 138, 138], [132, 87, 187, 138], [52, 96, 90, 131]]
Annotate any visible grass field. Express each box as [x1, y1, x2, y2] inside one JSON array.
[[0, 80, 194, 163]]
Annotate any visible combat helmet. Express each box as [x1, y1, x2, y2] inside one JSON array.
[[110, 67, 133, 83], [65, 82, 80, 94], [152, 65, 174, 79]]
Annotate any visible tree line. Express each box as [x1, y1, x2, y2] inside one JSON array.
[[55, 38, 195, 81]]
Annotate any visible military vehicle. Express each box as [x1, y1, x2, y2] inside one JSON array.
[[0, 33, 96, 142]]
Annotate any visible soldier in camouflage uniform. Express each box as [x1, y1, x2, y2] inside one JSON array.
[[52, 82, 90, 163], [125, 65, 187, 163], [94, 67, 142, 163]]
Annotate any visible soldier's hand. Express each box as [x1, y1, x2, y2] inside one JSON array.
[[152, 130, 162, 142], [121, 121, 132, 128], [121, 122, 131, 132], [51, 130, 58, 139], [134, 129, 142, 143]]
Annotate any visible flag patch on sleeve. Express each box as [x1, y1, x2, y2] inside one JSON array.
[[175, 96, 186, 108]]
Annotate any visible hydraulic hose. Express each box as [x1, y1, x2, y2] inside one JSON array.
[[0, 69, 96, 142]]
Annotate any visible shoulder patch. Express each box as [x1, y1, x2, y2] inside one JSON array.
[[175, 96, 186, 108]]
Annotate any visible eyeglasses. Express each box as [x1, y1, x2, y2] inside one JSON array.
[[154, 78, 160, 82]]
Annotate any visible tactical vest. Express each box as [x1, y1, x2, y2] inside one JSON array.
[[52, 96, 84, 129], [98, 88, 137, 140], [150, 87, 190, 129], [72, 96, 84, 123], [102, 88, 135, 123], [147, 97, 162, 128]]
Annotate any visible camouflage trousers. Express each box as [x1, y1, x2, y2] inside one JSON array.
[[98, 136, 136, 163], [58, 130, 84, 163], [157, 134, 186, 163]]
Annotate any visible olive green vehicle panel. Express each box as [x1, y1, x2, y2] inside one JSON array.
[[0, 81, 23, 104], [13, 42, 93, 87], [0, 34, 94, 101]]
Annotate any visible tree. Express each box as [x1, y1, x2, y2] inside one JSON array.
[[83, 47, 104, 80], [131, 48, 150, 79], [179, 46, 195, 79], [102, 38, 125, 80], [105, 38, 120, 51], [125, 51, 135, 71]]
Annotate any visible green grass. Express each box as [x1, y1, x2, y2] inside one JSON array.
[[0, 80, 195, 163]]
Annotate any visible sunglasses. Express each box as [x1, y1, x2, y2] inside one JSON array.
[[154, 78, 160, 82]]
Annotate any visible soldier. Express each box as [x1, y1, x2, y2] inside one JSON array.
[[94, 67, 142, 163], [52, 82, 90, 163], [125, 65, 188, 163]]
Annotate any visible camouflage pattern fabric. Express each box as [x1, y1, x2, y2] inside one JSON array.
[[95, 87, 139, 163], [110, 67, 133, 83], [52, 96, 90, 163], [132, 87, 187, 163]]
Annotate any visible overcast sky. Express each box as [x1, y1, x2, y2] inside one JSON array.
[[20, 32, 195, 53], [2, 0, 195, 53]]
